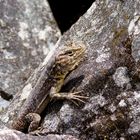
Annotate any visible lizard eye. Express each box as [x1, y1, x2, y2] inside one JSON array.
[[64, 50, 73, 56]]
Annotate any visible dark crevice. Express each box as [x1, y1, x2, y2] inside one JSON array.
[[47, 0, 95, 33]]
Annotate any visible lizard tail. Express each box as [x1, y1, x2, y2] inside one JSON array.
[[11, 118, 28, 132]]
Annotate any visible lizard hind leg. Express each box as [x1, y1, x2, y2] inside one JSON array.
[[49, 87, 88, 105], [25, 113, 41, 133]]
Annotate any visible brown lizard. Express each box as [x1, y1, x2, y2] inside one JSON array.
[[11, 41, 87, 132]]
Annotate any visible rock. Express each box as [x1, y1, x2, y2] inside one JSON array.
[[0, 98, 10, 113], [0, 129, 79, 140], [42, 112, 61, 133], [1, 0, 140, 139], [59, 104, 74, 124], [127, 91, 140, 135], [113, 67, 131, 89], [0, 0, 61, 98]]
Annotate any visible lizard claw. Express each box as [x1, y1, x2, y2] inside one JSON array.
[[67, 91, 88, 104]]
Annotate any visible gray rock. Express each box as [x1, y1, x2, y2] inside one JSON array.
[[0, 0, 61, 97], [132, 38, 140, 63], [0, 98, 10, 112], [0, 129, 79, 140], [42, 113, 61, 133], [113, 67, 131, 89], [127, 91, 140, 135], [83, 95, 107, 114], [59, 104, 74, 124]]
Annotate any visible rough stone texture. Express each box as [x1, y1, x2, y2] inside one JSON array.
[[1, 0, 140, 139], [0, 0, 61, 102], [0, 129, 79, 140], [113, 67, 131, 89]]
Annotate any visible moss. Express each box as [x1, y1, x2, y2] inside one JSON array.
[[109, 26, 135, 71], [84, 110, 131, 139]]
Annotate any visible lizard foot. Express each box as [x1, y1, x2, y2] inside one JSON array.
[[29, 128, 42, 136], [63, 91, 89, 106], [65, 91, 88, 102], [29, 128, 50, 136], [50, 87, 88, 105], [25, 113, 41, 132]]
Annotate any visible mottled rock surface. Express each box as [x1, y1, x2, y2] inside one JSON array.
[[0, 0, 140, 139], [0, 0, 61, 100], [0, 129, 78, 140]]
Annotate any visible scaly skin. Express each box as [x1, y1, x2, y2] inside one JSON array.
[[11, 42, 87, 132]]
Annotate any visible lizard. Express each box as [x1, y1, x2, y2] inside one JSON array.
[[11, 41, 87, 133]]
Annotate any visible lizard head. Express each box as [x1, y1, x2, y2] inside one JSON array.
[[56, 42, 86, 71]]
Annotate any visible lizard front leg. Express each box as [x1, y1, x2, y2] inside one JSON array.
[[24, 87, 87, 133], [49, 87, 88, 105]]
